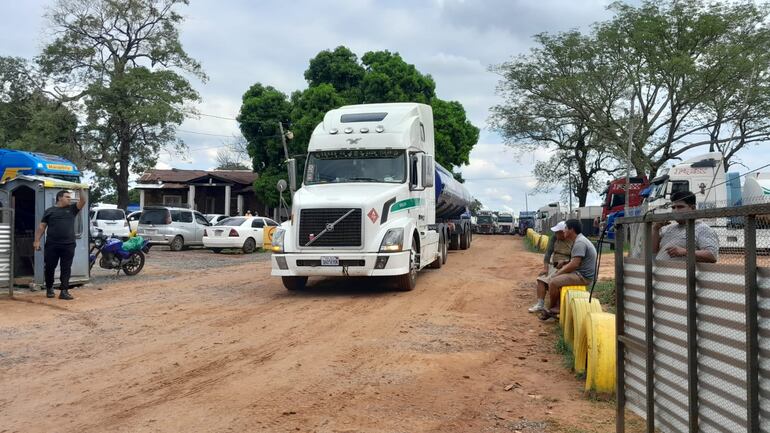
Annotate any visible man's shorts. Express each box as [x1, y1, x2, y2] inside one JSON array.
[[536, 264, 558, 285], [539, 270, 589, 288]]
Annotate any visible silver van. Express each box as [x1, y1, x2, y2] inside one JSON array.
[[136, 206, 211, 251]]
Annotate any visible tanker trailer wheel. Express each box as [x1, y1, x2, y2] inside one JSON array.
[[441, 230, 448, 264], [449, 232, 460, 250], [460, 228, 470, 250], [395, 238, 418, 291]]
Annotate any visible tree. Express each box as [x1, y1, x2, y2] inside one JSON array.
[[491, 31, 625, 205], [215, 136, 251, 170], [360, 50, 436, 104], [289, 83, 347, 151], [0, 57, 79, 163], [431, 98, 479, 170], [469, 198, 483, 214], [38, 0, 206, 209], [305, 46, 365, 103], [237, 83, 292, 171], [493, 0, 770, 184]]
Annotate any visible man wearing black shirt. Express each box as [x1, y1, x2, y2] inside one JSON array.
[[33, 188, 87, 300]]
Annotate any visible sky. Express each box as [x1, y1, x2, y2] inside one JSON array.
[[2, 0, 769, 214]]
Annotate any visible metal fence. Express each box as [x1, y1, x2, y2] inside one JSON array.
[[615, 203, 770, 433], [0, 208, 15, 296]]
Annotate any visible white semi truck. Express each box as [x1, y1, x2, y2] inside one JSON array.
[[270, 103, 474, 291]]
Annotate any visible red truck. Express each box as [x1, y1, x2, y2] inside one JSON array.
[[601, 176, 649, 219]]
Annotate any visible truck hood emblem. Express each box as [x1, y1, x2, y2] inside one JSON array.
[[346, 138, 362, 145]]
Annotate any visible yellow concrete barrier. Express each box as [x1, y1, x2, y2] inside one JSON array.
[[559, 285, 587, 327], [572, 298, 603, 374], [582, 312, 616, 394], [539, 234, 549, 251], [563, 293, 593, 346], [532, 233, 541, 248]]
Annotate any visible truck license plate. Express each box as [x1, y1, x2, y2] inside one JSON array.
[[321, 256, 339, 266]]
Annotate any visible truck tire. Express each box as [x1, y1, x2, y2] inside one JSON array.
[[441, 231, 448, 264], [395, 239, 418, 291], [460, 228, 470, 250], [428, 234, 444, 269], [282, 276, 308, 291], [449, 232, 460, 250]]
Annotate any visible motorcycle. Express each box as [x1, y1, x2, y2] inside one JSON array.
[[89, 229, 151, 276]]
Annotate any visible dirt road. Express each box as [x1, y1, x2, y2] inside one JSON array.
[[0, 236, 633, 433]]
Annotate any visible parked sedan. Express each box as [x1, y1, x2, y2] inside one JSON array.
[[202, 216, 279, 254]]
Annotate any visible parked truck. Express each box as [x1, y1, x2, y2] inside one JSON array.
[[0, 149, 81, 183], [497, 211, 515, 234], [269, 103, 473, 292], [518, 211, 536, 236], [535, 202, 563, 233], [601, 175, 649, 219], [476, 210, 498, 234]]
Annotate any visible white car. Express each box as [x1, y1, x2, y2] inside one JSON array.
[[89, 206, 131, 239], [203, 216, 280, 253], [127, 211, 142, 232]]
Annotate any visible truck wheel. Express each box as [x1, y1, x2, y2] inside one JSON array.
[[395, 239, 418, 291], [441, 231, 448, 264], [449, 232, 460, 250], [460, 229, 470, 250], [429, 235, 443, 269], [170, 236, 184, 251], [282, 276, 308, 291]]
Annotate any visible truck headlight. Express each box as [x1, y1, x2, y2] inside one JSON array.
[[379, 228, 404, 252], [271, 228, 286, 252]]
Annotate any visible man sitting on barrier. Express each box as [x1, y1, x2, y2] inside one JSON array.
[[528, 221, 573, 313], [653, 190, 719, 263], [541, 219, 597, 320]]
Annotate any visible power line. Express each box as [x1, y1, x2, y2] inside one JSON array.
[[176, 128, 240, 138], [463, 174, 536, 181]]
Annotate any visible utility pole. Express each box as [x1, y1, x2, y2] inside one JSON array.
[[567, 158, 572, 213], [625, 97, 635, 216], [525, 191, 529, 213], [278, 121, 296, 197]]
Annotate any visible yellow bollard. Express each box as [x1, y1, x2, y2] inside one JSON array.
[[583, 312, 617, 394], [572, 298, 603, 374], [263, 226, 277, 250], [559, 285, 587, 327], [539, 234, 549, 252], [562, 292, 591, 345]]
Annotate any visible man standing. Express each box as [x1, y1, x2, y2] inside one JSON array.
[[653, 190, 718, 263], [528, 221, 573, 313], [543, 219, 598, 319], [33, 188, 87, 300]]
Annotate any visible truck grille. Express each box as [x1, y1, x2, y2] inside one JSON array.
[[299, 208, 362, 247]]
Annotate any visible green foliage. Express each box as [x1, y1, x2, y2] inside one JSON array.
[[37, 0, 205, 209], [237, 83, 293, 171], [0, 57, 79, 163], [469, 198, 483, 214], [431, 99, 479, 169], [492, 0, 770, 182], [239, 47, 478, 205], [360, 51, 436, 104], [253, 167, 291, 209]]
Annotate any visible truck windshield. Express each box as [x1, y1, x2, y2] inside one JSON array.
[[478, 216, 493, 224], [304, 149, 406, 185], [498, 216, 513, 223]]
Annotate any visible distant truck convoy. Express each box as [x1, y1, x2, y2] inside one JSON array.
[[270, 103, 474, 292]]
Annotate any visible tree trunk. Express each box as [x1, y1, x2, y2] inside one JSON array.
[[116, 126, 131, 210]]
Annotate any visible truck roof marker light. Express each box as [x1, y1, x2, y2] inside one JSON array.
[[344, 127, 354, 134], [375, 125, 385, 133], [360, 127, 369, 133], [330, 128, 339, 134]]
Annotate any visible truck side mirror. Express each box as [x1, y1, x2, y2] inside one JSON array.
[[287, 159, 297, 193], [422, 155, 434, 188]]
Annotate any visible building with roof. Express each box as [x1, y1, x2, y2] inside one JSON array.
[[135, 168, 264, 216]]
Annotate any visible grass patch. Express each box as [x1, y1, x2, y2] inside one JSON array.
[[590, 279, 616, 313], [523, 235, 542, 253], [554, 328, 585, 380]]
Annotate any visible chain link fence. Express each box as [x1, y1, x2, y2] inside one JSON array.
[[615, 202, 770, 433]]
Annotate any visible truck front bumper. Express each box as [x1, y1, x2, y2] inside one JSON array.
[[271, 251, 411, 277]]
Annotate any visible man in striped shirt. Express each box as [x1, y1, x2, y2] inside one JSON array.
[[653, 190, 719, 263]]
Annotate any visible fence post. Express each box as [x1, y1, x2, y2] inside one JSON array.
[[644, 221, 655, 433], [685, 219, 698, 432], [745, 215, 759, 433], [615, 222, 626, 433]]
